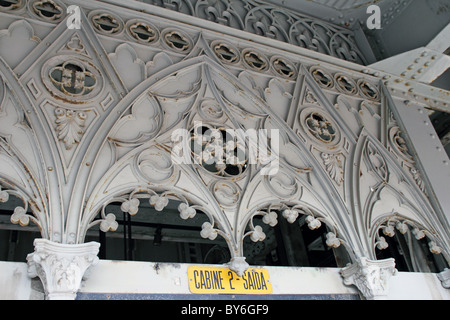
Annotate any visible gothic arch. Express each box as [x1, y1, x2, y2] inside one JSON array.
[[356, 128, 450, 261], [0, 0, 448, 300], [74, 54, 359, 275], [0, 56, 52, 240], [0, 17, 447, 275]]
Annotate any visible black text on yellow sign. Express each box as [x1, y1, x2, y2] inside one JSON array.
[[187, 266, 272, 294]]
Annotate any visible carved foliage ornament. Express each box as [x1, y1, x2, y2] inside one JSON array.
[[54, 108, 86, 150], [341, 257, 397, 300], [321, 152, 344, 185]]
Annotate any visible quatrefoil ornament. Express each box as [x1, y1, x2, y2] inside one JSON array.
[[43, 56, 102, 104], [49, 62, 96, 96]]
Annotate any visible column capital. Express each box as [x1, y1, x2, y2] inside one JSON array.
[[27, 239, 100, 300], [340, 257, 397, 300], [437, 268, 450, 289]]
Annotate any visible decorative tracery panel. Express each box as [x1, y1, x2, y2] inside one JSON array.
[[0, 1, 448, 276]]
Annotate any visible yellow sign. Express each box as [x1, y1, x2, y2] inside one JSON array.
[[187, 266, 272, 295]]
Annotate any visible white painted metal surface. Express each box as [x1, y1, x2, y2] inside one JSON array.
[[0, 0, 448, 300], [370, 23, 450, 85]]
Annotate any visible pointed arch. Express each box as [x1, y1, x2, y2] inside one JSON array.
[[75, 54, 365, 273], [0, 56, 54, 240], [0, 8, 445, 271], [352, 127, 450, 262]]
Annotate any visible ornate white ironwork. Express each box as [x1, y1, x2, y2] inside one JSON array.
[[138, 0, 367, 64], [341, 257, 397, 300], [0, 0, 448, 299], [27, 239, 100, 300]]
